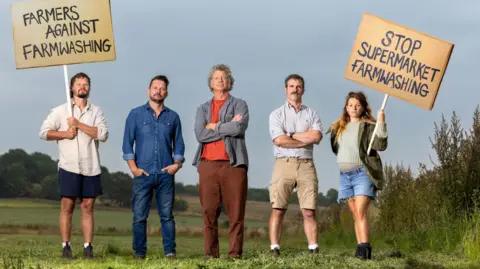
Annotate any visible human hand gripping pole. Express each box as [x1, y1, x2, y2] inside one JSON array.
[[63, 65, 78, 138], [366, 94, 389, 155]]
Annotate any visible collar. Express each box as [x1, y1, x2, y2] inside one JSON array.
[[71, 99, 91, 111], [207, 93, 233, 105], [285, 101, 305, 111], [143, 101, 170, 112]]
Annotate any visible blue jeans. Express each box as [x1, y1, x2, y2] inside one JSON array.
[[338, 167, 376, 203], [132, 173, 175, 256]]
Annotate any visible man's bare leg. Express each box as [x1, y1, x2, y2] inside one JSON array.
[[60, 197, 76, 243], [269, 208, 286, 256]]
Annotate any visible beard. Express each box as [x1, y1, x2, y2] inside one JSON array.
[[150, 95, 165, 104], [74, 90, 89, 98]]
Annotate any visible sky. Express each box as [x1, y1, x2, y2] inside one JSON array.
[[0, 0, 478, 193]]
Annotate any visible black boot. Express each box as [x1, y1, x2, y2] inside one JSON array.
[[357, 243, 371, 260], [366, 245, 372, 260], [356, 245, 366, 260], [355, 244, 361, 257]]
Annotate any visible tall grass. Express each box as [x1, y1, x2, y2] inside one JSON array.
[[379, 205, 467, 254], [463, 203, 480, 262]]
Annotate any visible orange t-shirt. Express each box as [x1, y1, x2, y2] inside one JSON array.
[[201, 99, 230, 160]]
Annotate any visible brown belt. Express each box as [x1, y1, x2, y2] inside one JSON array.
[[276, 157, 313, 163]]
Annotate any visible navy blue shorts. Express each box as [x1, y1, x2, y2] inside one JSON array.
[[58, 168, 102, 198]]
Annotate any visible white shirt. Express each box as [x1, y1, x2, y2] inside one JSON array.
[[269, 102, 323, 159], [39, 101, 108, 176]]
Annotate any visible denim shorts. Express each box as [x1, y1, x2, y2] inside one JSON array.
[[337, 167, 376, 203]]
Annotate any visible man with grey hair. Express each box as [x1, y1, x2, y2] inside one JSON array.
[[268, 74, 323, 257], [192, 64, 249, 259]]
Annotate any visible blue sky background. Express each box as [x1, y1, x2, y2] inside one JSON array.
[[1, 0, 478, 193]]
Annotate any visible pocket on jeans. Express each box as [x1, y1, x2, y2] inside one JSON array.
[[133, 175, 143, 181], [353, 173, 373, 187], [339, 174, 351, 189], [306, 161, 316, 170]]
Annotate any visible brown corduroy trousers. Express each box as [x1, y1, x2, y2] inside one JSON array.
[[197, 160, 248, 258]]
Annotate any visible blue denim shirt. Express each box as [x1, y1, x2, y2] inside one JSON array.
[[122, 102, 185, 174]]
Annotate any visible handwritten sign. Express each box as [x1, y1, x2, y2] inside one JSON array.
[[344, 13, 454, 110], [11, 0, 116, 69]]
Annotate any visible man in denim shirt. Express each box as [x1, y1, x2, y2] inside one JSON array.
[[122, 75, 185, 259]]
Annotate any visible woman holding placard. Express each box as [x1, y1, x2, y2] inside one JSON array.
[[327, 91, 388, 260]]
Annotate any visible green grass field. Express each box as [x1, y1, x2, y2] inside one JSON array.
[[0, 198, 267, 233], [1, 234, 479, 269], [0, 199, 479, 268]]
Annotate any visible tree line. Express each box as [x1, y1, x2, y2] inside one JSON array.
[[0, 149, 338, 207]]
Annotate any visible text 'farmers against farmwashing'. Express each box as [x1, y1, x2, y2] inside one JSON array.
[[11, 0, 116, 69]]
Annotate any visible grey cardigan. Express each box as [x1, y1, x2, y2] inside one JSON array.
[[192, 94, 249, 168]]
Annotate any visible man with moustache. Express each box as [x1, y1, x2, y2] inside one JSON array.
[[268, 74, 323, 257], [39, 72, 109, 259], [122, 75, 185, 259], [192, 64, 250, 259]]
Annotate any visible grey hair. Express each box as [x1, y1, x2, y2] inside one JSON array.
[[208, 64, 235, 91]]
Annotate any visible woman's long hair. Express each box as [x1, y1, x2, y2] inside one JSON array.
[[330, 91, 376, 142]]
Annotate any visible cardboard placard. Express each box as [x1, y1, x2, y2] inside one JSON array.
[[11, 0, 116, 69], [344, 13, 454, 110]]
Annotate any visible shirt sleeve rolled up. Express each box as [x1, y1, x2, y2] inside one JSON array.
[[94, 108, 109, 142], [39, 109, 59, 140]]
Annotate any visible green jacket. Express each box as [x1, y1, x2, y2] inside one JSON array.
[[329, 122, 388, 190]]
